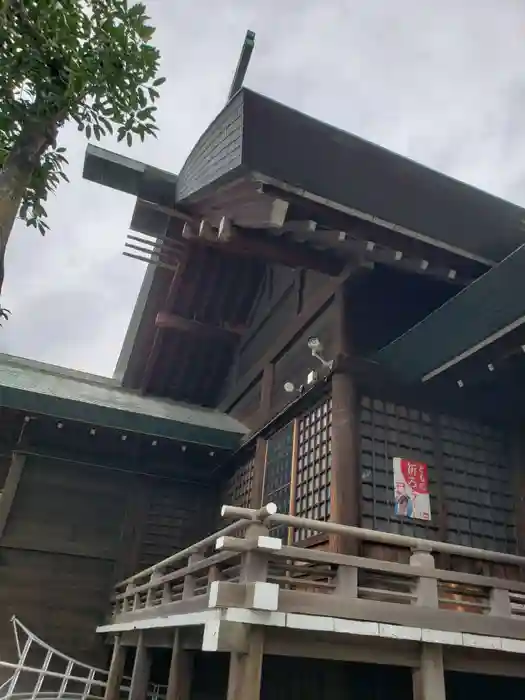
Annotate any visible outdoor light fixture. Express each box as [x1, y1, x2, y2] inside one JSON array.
[[457, 380, 464, 388], [283, 381, 305, 395], [307, 336, 334, 369], [487, 363, 494, 372], [306, 370, 319, 385]]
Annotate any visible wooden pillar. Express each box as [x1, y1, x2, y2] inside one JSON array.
[[226, 627, 264, 700], [412, 644, 446, 700], [251, 364, 274, 508], [330, 285, 360, 554], [0, 452, 25, 540], [166, 630, 192, 700], [104, 635, 126, 700], [129, 632, 151, 700]]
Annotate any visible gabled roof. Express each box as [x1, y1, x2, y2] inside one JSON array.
[[0, 355, 247, 450], [176, 89, 525, 265]]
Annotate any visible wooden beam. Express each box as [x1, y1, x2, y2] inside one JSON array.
[[0, 452, 25, 540], [140, 250, 189, 393], [155, 312, 244, 338], [183, 218, 346, 276]]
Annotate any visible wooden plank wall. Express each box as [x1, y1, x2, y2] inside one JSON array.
[[0, 453, 217, 668]]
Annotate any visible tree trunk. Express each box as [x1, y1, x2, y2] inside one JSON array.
[[0, 122, 55, 297]]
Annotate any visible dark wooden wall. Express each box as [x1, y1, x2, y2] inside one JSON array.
[[0, 451, 217, 668]]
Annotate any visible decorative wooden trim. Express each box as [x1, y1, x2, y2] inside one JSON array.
[[287, 420, 299, 545], [250, 363, 274, 509], [0, 452, 25, 541]]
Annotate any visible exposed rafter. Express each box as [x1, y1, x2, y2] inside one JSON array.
[[258, 183, 492, 279], [181, 217, 348, 276]]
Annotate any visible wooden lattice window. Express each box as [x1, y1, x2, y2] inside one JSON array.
[[222, 456, 255, 509], [263, 423, 295, 540], [293, 396, 332, 542]]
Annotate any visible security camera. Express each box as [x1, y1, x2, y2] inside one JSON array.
[[307, 336, 322, 352], [307, 336, 333, 370]]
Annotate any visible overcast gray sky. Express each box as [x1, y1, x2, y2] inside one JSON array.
[[1, 0, 524, 376]]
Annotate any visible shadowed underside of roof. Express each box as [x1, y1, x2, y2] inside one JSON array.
[[374, 244, 525, 383]]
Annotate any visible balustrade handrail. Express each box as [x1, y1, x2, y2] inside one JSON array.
[[116, 512, 269, 588], [221, 504, 525, 567]]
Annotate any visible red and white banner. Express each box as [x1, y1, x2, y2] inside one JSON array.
[[393, 458, 431, 521]]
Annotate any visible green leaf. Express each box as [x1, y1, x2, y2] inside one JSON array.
[[1, 0, 163, 260]]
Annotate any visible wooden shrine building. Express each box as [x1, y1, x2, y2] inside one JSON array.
[[79, 77, 525, 699], [3, 31, 525, 700], [0, 353, 246, 670]]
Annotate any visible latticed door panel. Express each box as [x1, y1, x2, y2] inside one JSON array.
[[440, 415, 515, 552], [360, 396, 440, 539], [263, 423, 295, 540], [293, 396, 332, 542]]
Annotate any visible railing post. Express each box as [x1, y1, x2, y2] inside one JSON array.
[[146, 570, 163, 608], [410, 547, 438, 607], [184, 553, 204, 599], [490, 587, 511, 616], [240, 522, 270, 583], [334, 564, 358, 597], [123, 583, 135, 613]]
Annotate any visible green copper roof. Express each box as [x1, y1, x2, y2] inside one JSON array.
[[0, 355, 247, 450]]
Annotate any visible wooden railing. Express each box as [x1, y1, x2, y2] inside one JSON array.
[[110, 504, 525, 625]]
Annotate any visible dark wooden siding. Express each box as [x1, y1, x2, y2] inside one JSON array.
[[0, 453, 218, 667], [0, 455, 127, 665], [221, 267, 333, 412], [136, 479, 216, 571]]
